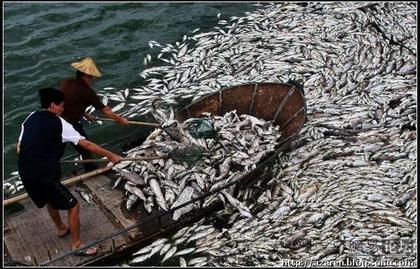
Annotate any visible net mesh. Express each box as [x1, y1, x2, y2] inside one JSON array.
[[168, 144, 208, 166], [185, 118, 217, 139]]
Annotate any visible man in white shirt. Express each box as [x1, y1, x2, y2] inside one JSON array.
[[17, 88, 122, 256]]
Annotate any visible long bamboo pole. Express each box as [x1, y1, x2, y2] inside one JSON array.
[[60, 156, 164, 164], [4, 165, 114, 206], [95, 117, 182, 143], [96, 117, 160, 128]]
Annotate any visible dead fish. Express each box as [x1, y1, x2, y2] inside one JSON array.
[[173, 237, 188, 246], [150, 238, 169, 247], [171, 226, 191, 241], [171, 186, 195, 220], [126, 194, 139, 211], [149, 243, 166, 257], [129, 253, 152, 264], [149, 177, 169, 210], [112, 102, 125, 112], [160, 243, 172, 256], [162, 246, 177, 263], [124, 183, 146, 201], [394, 189, 416, 207], [187, 257, 208, 266], [173, 247, 196, 257], [271, 205, 291, 218], [74, 187, 91, 204], [112, 177, 123, 189], [132, 244, 153, 256], [187, 227, 216, 243], [117, 168, 145, 185], [143, 196, 154, 213], [179, 257, 187, 267], [221, 190, 252, 218]]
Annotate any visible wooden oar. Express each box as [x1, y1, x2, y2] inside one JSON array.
[[60, 156, 165, 164], [96, 117, 160, 128], [4, 165, 114, 206], [96, 116, 182, 143]]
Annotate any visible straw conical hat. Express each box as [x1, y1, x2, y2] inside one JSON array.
[[71, 57, 102, 77]]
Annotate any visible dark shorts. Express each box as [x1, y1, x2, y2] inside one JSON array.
[[23, 180, 78, 210]]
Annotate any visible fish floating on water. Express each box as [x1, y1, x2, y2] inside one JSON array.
[[122, 1, 416, 266]]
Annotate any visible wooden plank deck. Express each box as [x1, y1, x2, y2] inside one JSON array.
[[82, 174, 141, 239], [4, 173, 136, 266], [4, 167, 195, 267]]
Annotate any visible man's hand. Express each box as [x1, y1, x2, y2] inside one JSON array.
[[117, 117, 129, 126], [78, 139, 123, 165], [109, 154, 123, 164], [101, 107, 129, 126]]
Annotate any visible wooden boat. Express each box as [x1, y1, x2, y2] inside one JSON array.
[[4, 82, 306, 266], [178, 81, 306, 145]]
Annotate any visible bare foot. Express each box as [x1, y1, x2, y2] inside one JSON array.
[[72, 241, 98, 256], [72, 240, 83, 249], [57, 225, 69, 237]]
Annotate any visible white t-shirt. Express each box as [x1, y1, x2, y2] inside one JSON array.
[[18, 112, 85, 144], [58, 116, 86, 144]]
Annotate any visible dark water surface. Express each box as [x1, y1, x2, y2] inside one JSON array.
[[3, 2, 257, 177]]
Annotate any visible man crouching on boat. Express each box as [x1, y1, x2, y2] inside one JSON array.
[[16, 88, 122, 256]]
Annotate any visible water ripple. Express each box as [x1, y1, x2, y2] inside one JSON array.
[[3, 2, 256, 175]]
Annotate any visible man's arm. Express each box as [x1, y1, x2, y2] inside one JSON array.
[[16, 142, 20, 155], [78, 139, 122, 163], [101, 107, 129, 126], [59, 117, 122, 164]]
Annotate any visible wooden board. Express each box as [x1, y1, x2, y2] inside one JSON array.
[[81, 174, 141, 239], [4, 175, 130, 266]]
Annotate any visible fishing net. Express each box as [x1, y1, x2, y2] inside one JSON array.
[[184, 118, 217, 139], [167, 144, 209, 166]]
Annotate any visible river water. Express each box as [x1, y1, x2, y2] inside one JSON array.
[[3, 2, 258, 178]]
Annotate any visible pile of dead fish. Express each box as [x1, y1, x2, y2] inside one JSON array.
[[102, 2, 416, 266], [3, 176, 24, 197], [127, 218, 224, 266], [113, 108, 281, 221]]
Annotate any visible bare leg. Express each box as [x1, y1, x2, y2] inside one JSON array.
[[68, 202, 83, 248], [47, 204, 68, 235]]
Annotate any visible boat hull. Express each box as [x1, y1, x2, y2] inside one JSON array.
[[176, 82, 306, 146]]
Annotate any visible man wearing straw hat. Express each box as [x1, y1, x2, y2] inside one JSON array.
[[17, 88, 122, 256], [60, 57, 129, 172]]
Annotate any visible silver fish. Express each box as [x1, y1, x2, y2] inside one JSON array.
[[149, 177, 168, 210], [173, 247, 196, 257], [171, 186, 195, 221], [161, 246, 177, 263], [221, 190, 252, 218]]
